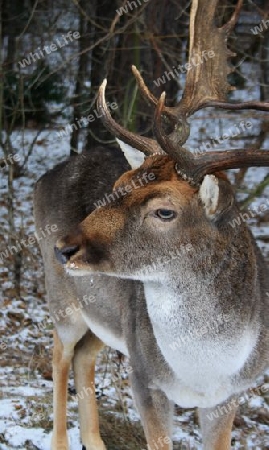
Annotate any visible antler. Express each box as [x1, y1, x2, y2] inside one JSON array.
[[154, 93, 269, 185], [133, 0, 246, 145], [132, 61, 269, 116], [97, 0, 269, 185], [97, 79, 165, 156], [147, 0, 269, 183]]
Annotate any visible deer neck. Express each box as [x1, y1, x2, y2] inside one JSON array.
[[143, 277, 217, 328], [142, 233, 254, 332]]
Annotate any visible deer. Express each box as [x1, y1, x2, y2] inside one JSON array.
[[34, 0, 269, 449]]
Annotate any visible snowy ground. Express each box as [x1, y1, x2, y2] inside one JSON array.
[[0, 124, 269, 450]]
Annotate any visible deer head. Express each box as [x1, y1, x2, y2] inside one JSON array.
[[55, 0, 269, 281]]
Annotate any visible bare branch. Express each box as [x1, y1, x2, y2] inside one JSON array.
[[222, 0, 243, 33]]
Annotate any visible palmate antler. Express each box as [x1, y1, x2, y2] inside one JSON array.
[[97, 0, 269, 185]]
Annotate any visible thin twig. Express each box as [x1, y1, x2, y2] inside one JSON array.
[[36, 3, 150, 87]]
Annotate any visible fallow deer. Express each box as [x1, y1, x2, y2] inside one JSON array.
[[34, 1, 269, 449]]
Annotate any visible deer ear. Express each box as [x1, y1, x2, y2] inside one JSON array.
[[199, 174, 234, 221], [116, 138, 145, 169], [199, 175, 220, 220]]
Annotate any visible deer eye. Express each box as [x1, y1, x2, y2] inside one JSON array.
[[154, 209, 177, 221]]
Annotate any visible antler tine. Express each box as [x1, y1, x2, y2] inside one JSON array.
[[131, 65, 183, 125], [131, 65, 158, 107], [97, 79, 164, 156]]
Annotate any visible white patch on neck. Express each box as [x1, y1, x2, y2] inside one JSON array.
[[143, 281, 259, 408]]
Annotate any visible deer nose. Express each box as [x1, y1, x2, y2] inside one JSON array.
[[54, 244, 80, 264]]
